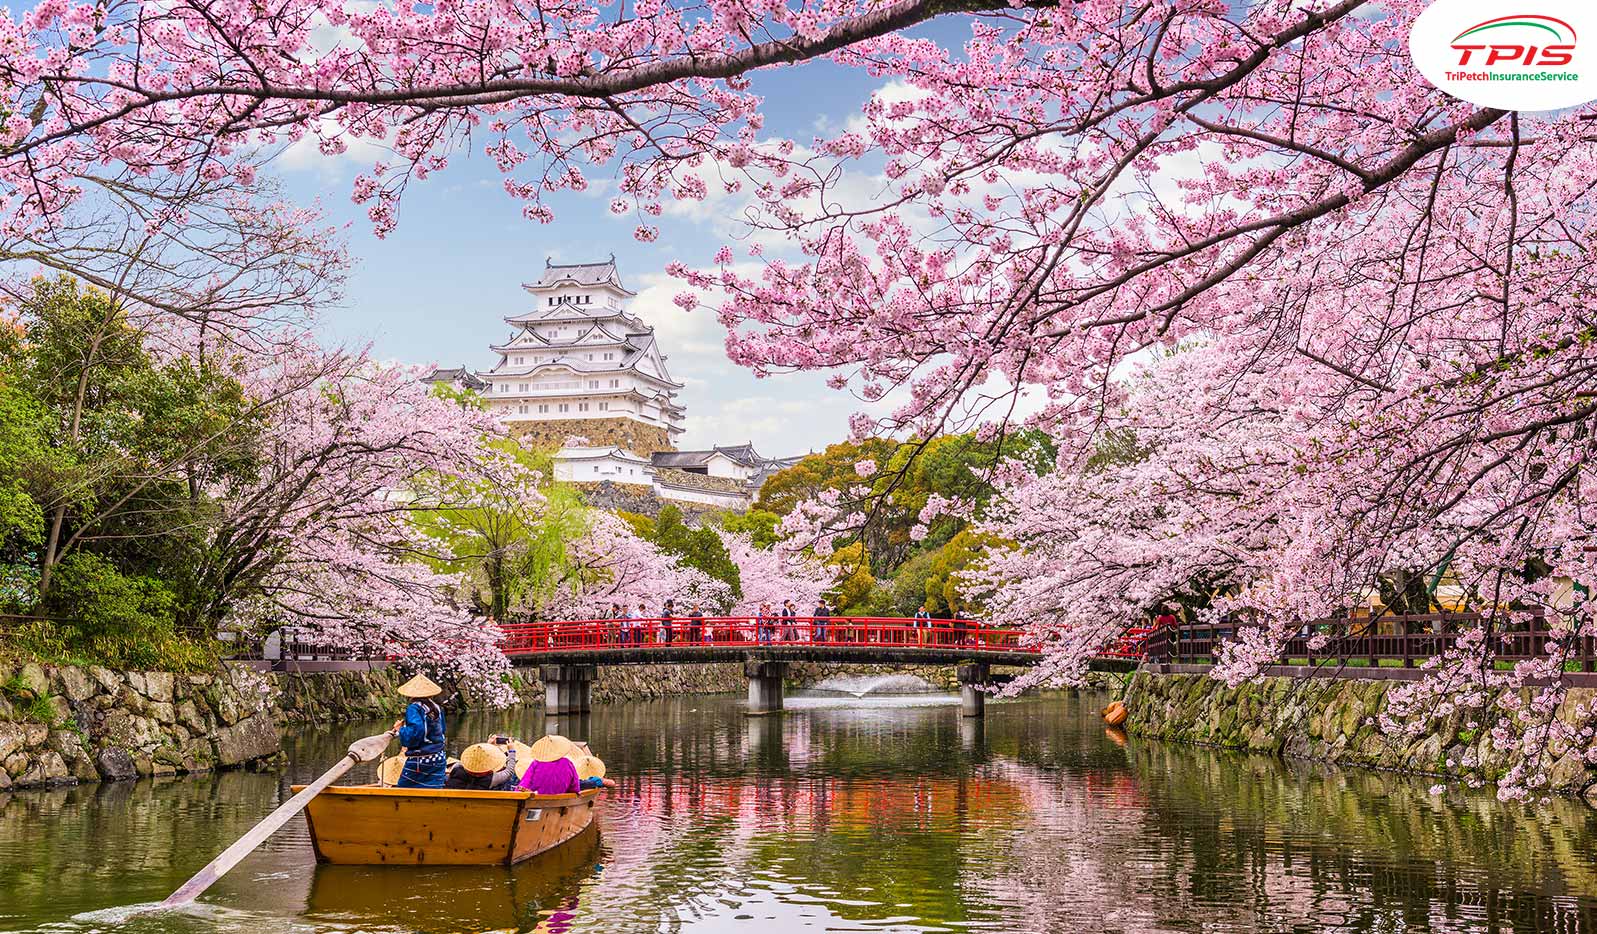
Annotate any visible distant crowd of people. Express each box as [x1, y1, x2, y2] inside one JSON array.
[[591, 599, 977, 646]]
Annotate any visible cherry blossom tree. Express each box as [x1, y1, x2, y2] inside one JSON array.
[[718, 528, 832, 617], [544, 511, 732, 618], [206, 339, 521, 697], [965, 339, 1597, 800]]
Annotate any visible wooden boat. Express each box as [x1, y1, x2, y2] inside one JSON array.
[[293, 784, 602, 866]]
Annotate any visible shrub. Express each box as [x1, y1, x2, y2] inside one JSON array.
[[38, 552, 188, 669]]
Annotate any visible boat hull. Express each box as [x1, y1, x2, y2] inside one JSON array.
[[293, 785, 601, 866]]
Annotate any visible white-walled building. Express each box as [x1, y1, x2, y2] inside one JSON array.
[[552, 446, 654, 484], [477, 257, 686, 446]]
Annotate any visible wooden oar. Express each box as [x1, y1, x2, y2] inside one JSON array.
[[160, 730, 395, 909]]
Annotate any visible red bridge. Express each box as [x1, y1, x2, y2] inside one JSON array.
[[498, 616, 1148, 718]]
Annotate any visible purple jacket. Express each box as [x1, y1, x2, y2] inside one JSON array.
[[518, 756, 579, 795]]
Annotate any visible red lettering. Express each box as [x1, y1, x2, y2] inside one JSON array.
[[1485, 45, 1525, 65], [1453, 44, 1485, 65], [1540, 44, 1575, 66]]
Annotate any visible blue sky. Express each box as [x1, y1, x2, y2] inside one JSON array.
[[269, 51, 911, 458]]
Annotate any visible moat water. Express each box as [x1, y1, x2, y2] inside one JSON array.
[[1, 690, 1595, 933]]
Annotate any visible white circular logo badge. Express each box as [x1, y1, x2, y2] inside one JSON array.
[[1410, 0, 1597, 110]]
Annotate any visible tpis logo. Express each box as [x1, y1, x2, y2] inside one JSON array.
[[1411, 0, 1597, 110]]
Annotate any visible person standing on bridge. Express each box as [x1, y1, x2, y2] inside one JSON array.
[[661, 599, 676, 644], [619, 604, 636, 645], [757, 602, 776, 644], [812, 599, 830, 643], [607, 603, 622, 645], [781, 600, 799, 641], [914, 605, 932, 646], [687, 603, 704, 643]]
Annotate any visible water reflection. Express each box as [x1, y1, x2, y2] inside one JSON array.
[[0, 691, 1593, 933], [304, 825, 599, 931]]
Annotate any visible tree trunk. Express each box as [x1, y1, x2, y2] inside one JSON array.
[[38, 331, 101, 597]]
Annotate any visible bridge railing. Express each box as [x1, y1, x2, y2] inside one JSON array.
[[498, 617, 1040, 655], [1140, 610, 1597, 671]]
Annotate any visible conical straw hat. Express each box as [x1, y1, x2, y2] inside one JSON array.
[[508, 740, 535, 779], [529, 734, 578, 763], [378, 754, 406, 787], [397, 673, 443, 698], [459, 742, 508, 774], [574, 755, 606, 781]]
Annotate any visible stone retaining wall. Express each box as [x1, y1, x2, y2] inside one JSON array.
[[0, 662, 280, 790], [1122, 670, 1597, 800]]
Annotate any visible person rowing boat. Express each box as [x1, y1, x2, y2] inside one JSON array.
[[392, 674, 448, 788]]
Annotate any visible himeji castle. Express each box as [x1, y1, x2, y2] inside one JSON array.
[[478, 257, 686, 453], [427, 257, 797, 510]]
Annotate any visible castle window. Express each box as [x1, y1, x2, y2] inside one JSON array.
[[599, 402, 608, 411], [603, 353, 614, 361], [518, 383, 529, 393], [589, 380, 599, 389], [559, 403, 569, 413], [609, 379, 619, 388], [539, 404, 549, 413], [515, 356, 524, 365]]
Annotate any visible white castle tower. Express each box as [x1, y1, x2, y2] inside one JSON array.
[[476, 257, 686, 454]]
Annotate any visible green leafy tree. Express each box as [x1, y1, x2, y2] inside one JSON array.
[[36, 552, 181, 669], [759, 430, 1056, 581], [920, 529, 1005, 616], [6, 277, 261, 609], [889, 548, 939, 615], [411, 439, 591, 620], [646, 505, 741, 601], [710, 508, 782, 549], [827, 542, 884, 615]]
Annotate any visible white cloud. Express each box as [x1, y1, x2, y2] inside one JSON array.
[[275, 117, 392, 181]]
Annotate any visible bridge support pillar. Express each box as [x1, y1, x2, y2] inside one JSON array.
[[745, 659, 787, 715], [540, 664, 596, 716], [957, 662, 990, 718]]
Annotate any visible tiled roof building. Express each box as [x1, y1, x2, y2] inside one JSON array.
[[475, 256, 685, 452], [429, 257, 802, 510]]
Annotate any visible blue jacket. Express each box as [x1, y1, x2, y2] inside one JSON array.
[[397, 699, 446, 755]]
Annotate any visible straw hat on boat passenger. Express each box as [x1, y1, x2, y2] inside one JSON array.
[[397, 673, 443, 698], [378, 754, 406, 786], [459, 742, 508, 775], [507, 739, 535, 778], [529, 734, 579, 762], [574, 755, 607, 781]]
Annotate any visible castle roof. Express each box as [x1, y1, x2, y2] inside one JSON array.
[[524, 256, 635, 296], [477, 354, 683, 389], [422, 366, 489, 392], [652, 443, 780, 471]]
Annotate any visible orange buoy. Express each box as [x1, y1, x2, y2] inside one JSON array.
[[1102, 701, 1128, 727]]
